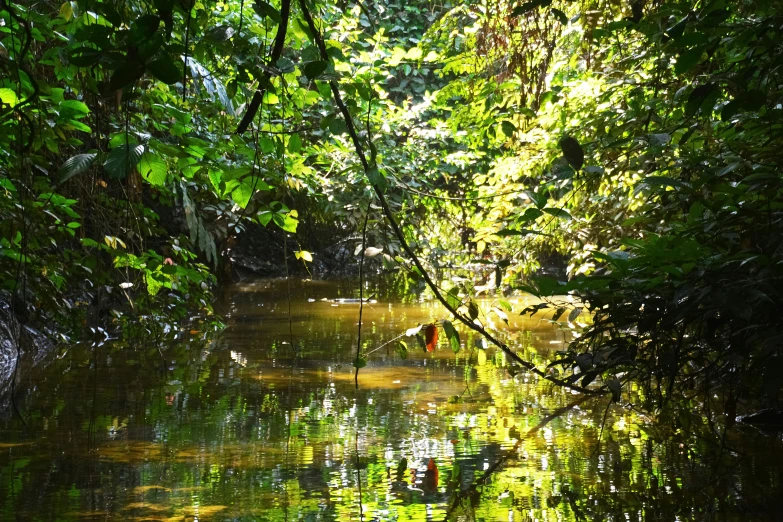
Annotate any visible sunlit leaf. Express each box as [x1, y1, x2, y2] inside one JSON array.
[[442, 320, 460, 353], [295, 250, 313, 262], [138, 153, 167, 186]]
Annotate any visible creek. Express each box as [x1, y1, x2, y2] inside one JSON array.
[[1, 278, 781, 520]]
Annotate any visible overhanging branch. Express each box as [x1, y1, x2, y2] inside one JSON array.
[[235, 0, 292, 134]]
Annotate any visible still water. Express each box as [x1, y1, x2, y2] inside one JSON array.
[[1, 278, 781, 521]]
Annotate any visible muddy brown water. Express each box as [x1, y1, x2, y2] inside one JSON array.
[[1, 278, 781, 521]]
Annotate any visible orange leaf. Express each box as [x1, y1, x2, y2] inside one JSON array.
[[424, 324, 438, 352], [427, 458, 439, 485]]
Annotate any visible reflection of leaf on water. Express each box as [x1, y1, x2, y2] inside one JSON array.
[[182, 505, 227, 517], [122, 502, 169, 511], [396, 457, 408, 481], [133, 485, 170, 494]]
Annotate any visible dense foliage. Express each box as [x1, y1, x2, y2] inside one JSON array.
[[2, 0, 782, 432]]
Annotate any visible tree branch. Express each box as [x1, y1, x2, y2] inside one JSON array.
[[235, 0, 292, 134]]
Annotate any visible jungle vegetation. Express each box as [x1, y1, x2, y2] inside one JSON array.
[[1, 0, 782, 438]]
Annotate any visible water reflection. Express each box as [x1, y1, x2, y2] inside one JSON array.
[[1, 278, 781, 521]]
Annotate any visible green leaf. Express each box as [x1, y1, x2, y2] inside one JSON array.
[[138, 33, 164, 60], [495, 228, 549, 237], [353, 354, 367, 368], [75, 25, 114, 47], [501, 120, 516, 137], [145, 271, 164, 296], [518, 207, 543, 223], [60, 99, 90, 114], [543, 207, 572, 220], [59, 1, 73, 20], [675, 47, 704, 75], [276, 57, 295, 73], [558, 136, 584, 170], [303, 60, 328, 80], [550, 8, 567, 24], [442, 320, 460, 353], [104, 144, 145, 179], [110, 62, 145, 91], [138, 153, 167, 186], [446, 286, 461, 309], [273, 210, 299, 233], [68, 47, 102, 67], [147, 54, 182, 84], [0, 88, 18, 107], [208, 169, 222, 192], [367, 167, 387, 193], [294, 18, 314, 40], [686, 83, 715, 117], [280, 212, 298, 233], [288, 134, 302, 153], [131, 14, 160, 44], [253, 0, 281, 23], [665, 16, 688, 40], [66, 120, 92, 132], [329, 117, 347, 135], [415, 332, 427, 351], [467, 301, 479, 320], [258, 211, 273, 226], [497, 299, 512, 312], [59, 153, 97, 184], [259, 137, 275, 153], [525, 190, 547, 209], [396, 341, 408, 360], [232, 182, 253, 208]]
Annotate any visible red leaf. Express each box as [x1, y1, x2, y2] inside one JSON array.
[[424, 324, 438, 352], [426, 458, 439, 487]]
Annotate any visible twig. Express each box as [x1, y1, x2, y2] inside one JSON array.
[[354, 199, 372, 388]]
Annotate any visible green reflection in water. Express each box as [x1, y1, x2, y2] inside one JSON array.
[[1, 278, 781, 521]]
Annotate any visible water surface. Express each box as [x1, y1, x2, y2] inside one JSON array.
[[1, 278, 781, 521]]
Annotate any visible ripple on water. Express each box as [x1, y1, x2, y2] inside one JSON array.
[[1, 278, 782, 521]]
